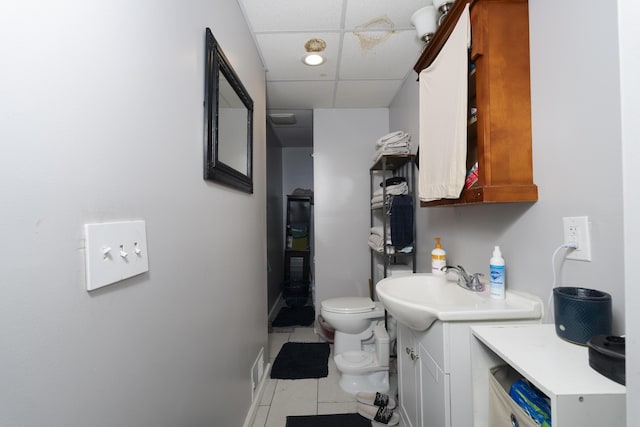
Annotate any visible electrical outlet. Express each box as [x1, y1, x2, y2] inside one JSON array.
[[563, 216, 592, 261]]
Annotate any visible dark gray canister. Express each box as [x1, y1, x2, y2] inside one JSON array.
[[553, 287, 612, 345]]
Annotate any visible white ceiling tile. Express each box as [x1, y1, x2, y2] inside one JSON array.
[[257, 32, 340, 81], [267, 81, 336, 109], [241, 0, 345, 32], [345, 0, 432, 29], [334, 80, 404, 108], [339, 30, 422, 79]]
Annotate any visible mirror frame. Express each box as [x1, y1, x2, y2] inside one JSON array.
[[204, 28, 254, 193]]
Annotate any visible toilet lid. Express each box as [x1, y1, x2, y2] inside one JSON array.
[[322, 297, 376, 314]]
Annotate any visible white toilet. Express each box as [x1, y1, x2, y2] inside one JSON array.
[[320, 297, 390, 394]]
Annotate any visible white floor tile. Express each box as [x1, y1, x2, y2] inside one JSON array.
[[265, 379, 318, 427], [289, 327, 320, 342], [251, 406, 269, 427], [268, 332, 290, 360], [260, 377, 277, 406], [318, 368, 354, 403], [317, 401, 358, 414]]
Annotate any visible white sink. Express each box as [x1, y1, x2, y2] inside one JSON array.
[[375, 273, 542, 331]]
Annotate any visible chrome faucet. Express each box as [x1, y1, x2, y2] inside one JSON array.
[[441, 265, 485, 292]]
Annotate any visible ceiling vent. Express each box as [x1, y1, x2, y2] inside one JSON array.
[[269, 113, 297, 125]]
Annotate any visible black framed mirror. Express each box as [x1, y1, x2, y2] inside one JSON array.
[[204, 28, 254, 193]]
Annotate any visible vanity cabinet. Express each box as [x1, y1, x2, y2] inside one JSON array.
[[415, 0, 537, 206], [397, 319, 540, 427], [470, 324, 626, 427]]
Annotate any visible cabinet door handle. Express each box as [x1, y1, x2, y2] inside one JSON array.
[[405, 347, 419, 361]]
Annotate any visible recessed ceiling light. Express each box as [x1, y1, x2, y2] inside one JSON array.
[[303, 53, 325, 66]]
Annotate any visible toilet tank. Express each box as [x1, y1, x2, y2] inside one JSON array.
[[374, 324, 390, 367]]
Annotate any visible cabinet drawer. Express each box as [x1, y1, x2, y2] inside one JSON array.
[[488, 366, 541, 427]]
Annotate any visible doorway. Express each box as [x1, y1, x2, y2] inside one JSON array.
[[265, 109, 314, 325]]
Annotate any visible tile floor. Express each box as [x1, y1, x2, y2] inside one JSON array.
[[252, 325, 404, 427]]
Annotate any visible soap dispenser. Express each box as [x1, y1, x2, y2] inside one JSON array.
[[431, 237, 446, 275]]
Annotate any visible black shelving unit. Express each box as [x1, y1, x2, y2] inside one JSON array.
[[282, 195, 313, 307], [369, 154, 417, 289]]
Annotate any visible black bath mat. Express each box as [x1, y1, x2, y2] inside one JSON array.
[[286, 413, 371, 427], [270, 342, 330, 379], [272, 306, 315, 327]]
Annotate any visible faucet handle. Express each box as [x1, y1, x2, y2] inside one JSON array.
[[470, 273, 485, 291]]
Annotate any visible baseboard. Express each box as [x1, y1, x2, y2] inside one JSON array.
[[268, 292, 284, 323], [242, 361, 272, 427]]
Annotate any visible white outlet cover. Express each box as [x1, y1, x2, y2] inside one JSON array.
[[85, 220, 149, 290], [563, 216, 592, 261]]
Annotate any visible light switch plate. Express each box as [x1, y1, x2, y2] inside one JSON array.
[[85, 220, 149, 291]]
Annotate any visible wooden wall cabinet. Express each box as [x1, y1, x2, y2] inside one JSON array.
[[415, 0, 537, 207]]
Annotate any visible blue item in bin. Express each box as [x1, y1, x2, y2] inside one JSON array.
[[290, 223, 308, 238], [509, 379, 552, 427]]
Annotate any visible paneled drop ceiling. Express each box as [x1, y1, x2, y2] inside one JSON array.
[[238, 0, 432, 146]]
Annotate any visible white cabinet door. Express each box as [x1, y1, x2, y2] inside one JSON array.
[[397, 324, 420, 427], [418, 344, 451, 427]]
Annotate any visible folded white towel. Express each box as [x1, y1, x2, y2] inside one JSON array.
[[371, 200, 385, 210], [370, 194, 386, 205], [376, 131, 407, 147], [418, 4, 470, 202], [381, 135, 411, 148], [368, 235, 395, 254], [373, 144, 411, 163], [372, 182, 408, 197], [370, 227, 391, 239]]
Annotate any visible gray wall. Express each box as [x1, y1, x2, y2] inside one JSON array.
[[313, 109, 389, 309], [283, 147, 314, 196], [266, 125, 285, 313], [0, 1, 267, 426]]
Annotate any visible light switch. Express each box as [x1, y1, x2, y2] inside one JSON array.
[[85, 220, 149, 291]]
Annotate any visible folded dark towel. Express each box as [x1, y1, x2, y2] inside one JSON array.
[[390, 195, 413, 247]]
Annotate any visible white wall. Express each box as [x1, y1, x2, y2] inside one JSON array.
[[313, 109, 389, 308], [618, 0, 640, 418], [0, 1, 267, 426], [390, 0, 626, 333]]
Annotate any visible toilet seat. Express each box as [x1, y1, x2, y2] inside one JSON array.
[[321, 297, 376, 314]]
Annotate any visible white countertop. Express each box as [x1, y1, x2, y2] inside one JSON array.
[[471, 324, 625, 397]]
